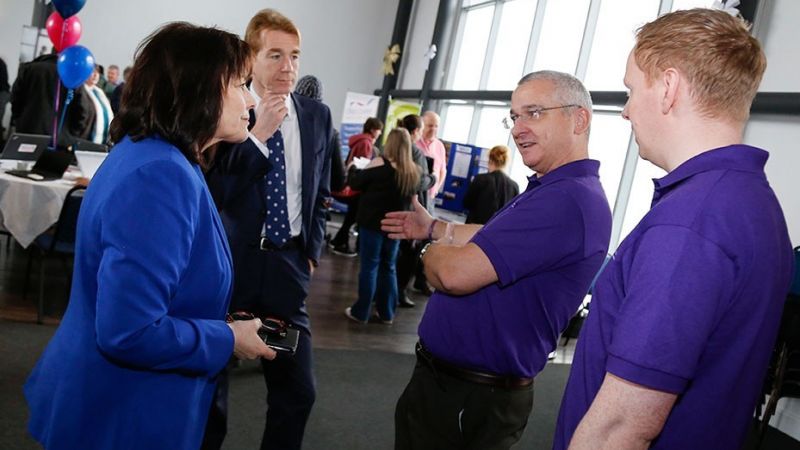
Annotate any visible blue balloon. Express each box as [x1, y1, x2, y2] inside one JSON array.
[[57, 45, 95, 89], [52, 0, 86, 19]]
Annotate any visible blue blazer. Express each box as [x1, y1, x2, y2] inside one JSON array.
[[206, 94, 333, 327], [25, 137, 235, 450]]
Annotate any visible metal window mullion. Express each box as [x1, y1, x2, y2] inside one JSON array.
[[603, 0, 672, 251], [477, 1, 505, 90], [658, 0, 674, 16], [574, 0, 603, 80], [440, 102, 451, 135], [608, 133, 640, 252], [463, 0, 498, 12], [522, 0, 549, 74], [467, 102, 482, 144], [444, 7, 469, 89], [396, 0, 422, 90], [750, 0, 771, 42]]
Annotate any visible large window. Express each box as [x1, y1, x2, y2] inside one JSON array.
[[474, 105, 512, 149], [583, 0, 661, 90], [440, 102, 475, 144], [619, 155, 666, 239], [531, 0, 592, 75], [448, 4, 495, 90], [487, 0, 539, 90], [588, 112, 632, 210]]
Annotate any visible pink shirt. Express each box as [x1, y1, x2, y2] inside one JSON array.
[[416, 137, 447, 198]]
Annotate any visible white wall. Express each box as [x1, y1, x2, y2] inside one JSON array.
[[0, 0, 398, 128], [0, 0, 35, 130], [745, 0, 799, 243], [745, 0, 800, 439]]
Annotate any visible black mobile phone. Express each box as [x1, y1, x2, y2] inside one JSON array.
[[260, 327, 300, 354]]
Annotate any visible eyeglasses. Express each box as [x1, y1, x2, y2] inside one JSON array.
[[502, 104, 579, 129]]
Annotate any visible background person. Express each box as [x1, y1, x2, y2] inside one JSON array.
[[110, 66, 132, 114], [82, 65, 114, 144], [462, 144, 519, 224], [294, 75, 345, 193], [0, 57, 9, 139], [416, 111, 447, 204], [395, 114, 436, 307], [103, 64, 121, 98], [23, 22, 275, 450], [344, 128, 422, 325], [11, 50, 91, 144], [328, 116, 383, 256]]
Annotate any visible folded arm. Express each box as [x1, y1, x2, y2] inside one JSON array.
[[422, 242, 497, 295]]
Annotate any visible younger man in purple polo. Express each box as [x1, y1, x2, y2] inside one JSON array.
[[381, 71, 611, 449], [555, 9, 794, 450]]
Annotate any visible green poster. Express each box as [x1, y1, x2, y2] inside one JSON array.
[[382, 99, 422, 146]]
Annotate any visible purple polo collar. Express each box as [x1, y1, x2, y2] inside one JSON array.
[[527, 159, 601, 191], [654, 145, 768, 193]]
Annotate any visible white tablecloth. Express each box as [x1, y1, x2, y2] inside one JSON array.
[[0, 172, 75, 248]]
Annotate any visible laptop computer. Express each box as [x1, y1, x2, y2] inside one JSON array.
[[72, 138, 109, 153], [5, 150, 73, 181], [0, 133, 51, 162], [74, 150, 107, 179]]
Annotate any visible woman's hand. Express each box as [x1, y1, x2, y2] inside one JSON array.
[[228, 319, 277, 360], [380, 196, 433, 240]]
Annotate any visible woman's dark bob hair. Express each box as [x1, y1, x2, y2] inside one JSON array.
[[109, 22, 251, 165]]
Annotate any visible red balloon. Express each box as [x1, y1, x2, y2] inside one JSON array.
[[45, 12, 82, 52]]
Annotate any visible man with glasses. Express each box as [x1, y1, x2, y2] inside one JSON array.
[[381, 70, 611, 449], [554, 9, 793, 450]]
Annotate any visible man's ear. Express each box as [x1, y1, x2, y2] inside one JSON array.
[[574, 107, 591, 135], [661, 68, 680, 115]]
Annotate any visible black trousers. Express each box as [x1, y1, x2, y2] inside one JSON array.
[[331, 195, 359, 246], [202, 330, 315, 450], [395, 358, 534, 450], [396, 240, 428, 292], [202, 246, 316, 450]]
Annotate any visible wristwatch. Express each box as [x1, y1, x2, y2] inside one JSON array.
[[418, 241, 433, 262]]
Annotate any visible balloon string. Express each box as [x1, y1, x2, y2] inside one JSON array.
[[57, 89, 75, 145], [51, 19, 69, 149], [52, 76, 62, 149], [59, 16, 68, 50]]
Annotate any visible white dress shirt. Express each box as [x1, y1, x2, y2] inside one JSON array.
[[248, 86, 303, 238]]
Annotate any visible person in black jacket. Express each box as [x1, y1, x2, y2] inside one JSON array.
[[11, 52, 91, 144], [395, 114, 436, 306], [0, 57, 10, 138], [344, 128, 423, 324], [463, 144, 520, 224]]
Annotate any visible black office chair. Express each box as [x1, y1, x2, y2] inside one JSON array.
[[755, 292, 800, 447], [23, 186, 86, 324], [0, 227, 12, 250]]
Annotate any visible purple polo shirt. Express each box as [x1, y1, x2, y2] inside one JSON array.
[[554, 145, 794, 449], [418, 159, 611, 378]]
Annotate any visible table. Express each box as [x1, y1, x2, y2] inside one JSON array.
[[0, 171, 76, 248]]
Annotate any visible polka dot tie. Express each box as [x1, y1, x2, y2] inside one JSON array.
[[264, 129, 291, 246]]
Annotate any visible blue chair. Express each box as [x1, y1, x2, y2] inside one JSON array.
[[23, 186, 86, 324]]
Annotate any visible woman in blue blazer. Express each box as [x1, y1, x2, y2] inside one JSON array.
[[24, 23, 275, 450]]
